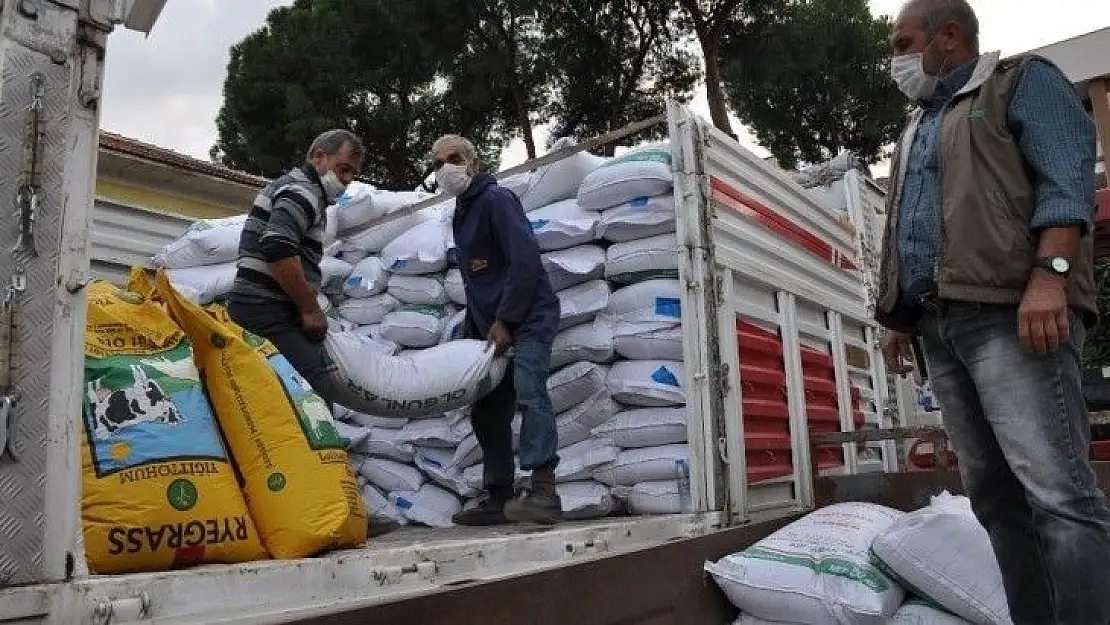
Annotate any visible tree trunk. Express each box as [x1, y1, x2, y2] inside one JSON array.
[[700, 35, 736, 138], [509, 80, 537, 160]]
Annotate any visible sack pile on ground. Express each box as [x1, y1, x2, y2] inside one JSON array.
[[707, 494, 1011, 625], [318, 140, 695, 526]]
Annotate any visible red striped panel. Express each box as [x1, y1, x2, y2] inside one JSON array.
[[710, 176, 859, 271]]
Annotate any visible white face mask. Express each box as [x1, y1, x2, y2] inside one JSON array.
[[890, 52, 939, 101], [320, 170, 346, 203], [436, 163, 473, 197]]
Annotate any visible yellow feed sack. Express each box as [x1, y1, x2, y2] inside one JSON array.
[[81, 280, 267, 574], [152, 270, 367, 558]]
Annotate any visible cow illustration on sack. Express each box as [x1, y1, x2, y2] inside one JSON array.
[[87, 363, 183, 439]]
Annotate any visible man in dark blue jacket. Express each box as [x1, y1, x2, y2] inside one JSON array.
[[431, 134, 562, 525]]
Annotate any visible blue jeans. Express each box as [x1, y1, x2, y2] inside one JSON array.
[[919, 302, 1110, 625], [473, 341, 559, 489]]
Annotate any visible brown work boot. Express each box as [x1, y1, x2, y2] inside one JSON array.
[[452, 486, 514, 526], [504, 468, 563, 525]]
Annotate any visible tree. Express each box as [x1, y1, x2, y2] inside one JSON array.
[[720, 0, 907, 168], [213, 0, 511, 189], [457, 1, 553, 160], [540, 0, 700, 153], [675, 0, 782, 137]]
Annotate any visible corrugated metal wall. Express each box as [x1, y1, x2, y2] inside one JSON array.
[[90, 198, 192, 284]]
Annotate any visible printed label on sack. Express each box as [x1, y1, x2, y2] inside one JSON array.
[[530, 218, 550, 231], [84, 344, 230, 478], [391, 259, 408, 271], [629, 196, 650, 209], [268, 355, 347, 451], [650, 366, 680, 388], [736, 547, 892, 592], [604, 148, 672, 168], [654, 297, 681, 319]]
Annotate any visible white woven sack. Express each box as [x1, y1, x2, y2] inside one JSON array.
[[341, 202, 444, 254], [625, 479, 692, 515], [154, 214, 246, 269], [166, 262, 237, 305], [343, 256, 389, 298], [606, 279, 683, 323], [870, 492, 1011, 625], [337, 293, 401, 325], [361, 483, 409, 526], [334, 421, 373, 450], [325, 335, 509, 418], [890, 601, 973, 625], [398, 416, 465, 448], [548, 362, 609, 414], [614, 323, 683, 361], [520, 137, 607, 211], [338, 247, 368, 264], [415, 448, 478, 498], [354, 428, 416, 463], [317, 293, 333, 315], [551, 318, 614, 369], [592, 444, 689, 486], [597, 193, 676, 243], [390, 484, 462, 528], [604, 233, 680, 285], [558, 481, 615, 521], [379, 305, 447, 348], [445, 268, 467, 305], [592, 407, 687, 449], [338, 407, 408, 430], [352, 457, 426, 493], [320, 256, 354, 293], [556, 438, 619, 483], [328, 316, 359, 333], [441, 308, 467, 344], [381, 217, 452, 275], [557, 280, 611, 331], [349, 326, 400, 356], [452, 414, 521, 468], [528, 199, 600, 252], [333, 181, 378, 230], [705, 502, 905, 625], [543, 244, 606, 291], [387, 274, 448, 306], [577, 145, 673, 210], [556, 389, 620, 448], [607, 360, 685, 407], [500, 172, 532, 200]]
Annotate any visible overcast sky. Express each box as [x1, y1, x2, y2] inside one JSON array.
[[101, 0, 1109, 174]]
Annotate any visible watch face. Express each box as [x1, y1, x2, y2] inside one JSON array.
[[1051, 258, 1070, 273]]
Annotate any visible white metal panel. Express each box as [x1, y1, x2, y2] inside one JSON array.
[[667, 100, 724, 514], [89, 198, 191, 284], [0, 514, 723, 624]]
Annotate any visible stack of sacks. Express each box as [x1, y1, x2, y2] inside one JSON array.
[[153, 206, 344, 305]]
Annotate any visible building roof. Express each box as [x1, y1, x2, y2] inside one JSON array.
[[1022, 26, 1110, 98], [98, 131, 269, 188]]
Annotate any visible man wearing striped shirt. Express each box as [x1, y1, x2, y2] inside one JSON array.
[[876, 1, 1110, 622], [228, 129, 363, 407]]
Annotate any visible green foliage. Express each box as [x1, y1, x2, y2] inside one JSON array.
[[1083, 257, 1110, 371], [213, 0, 507, 189], [720, 0, 907, 168], [538, 0, 700, 152]]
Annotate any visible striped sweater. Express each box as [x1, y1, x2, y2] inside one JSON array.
[[230, 166, 329, 306]]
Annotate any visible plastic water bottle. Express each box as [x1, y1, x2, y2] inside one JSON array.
[[675, 459, 691, 513]]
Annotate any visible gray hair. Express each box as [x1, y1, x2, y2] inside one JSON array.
[[905, 0, 980, 53], [305, 129, 364, 164], [431, 134, 480, 170]]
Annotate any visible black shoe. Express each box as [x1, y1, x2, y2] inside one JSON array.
[[504, 469, 563, 525], [452, 486, 514, 526]]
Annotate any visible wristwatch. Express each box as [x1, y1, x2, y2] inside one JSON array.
[[1034, 256, 1072, 278]]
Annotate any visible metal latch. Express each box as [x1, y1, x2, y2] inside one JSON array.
[[0, 396, 12, 461], [92, 592, 151, 624]]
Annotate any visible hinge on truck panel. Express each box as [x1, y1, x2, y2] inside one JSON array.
[[372, 561, 437, 586], [91, 592, 151, 624], [715, 274, 725, 306], [714, 362, 731, 398]]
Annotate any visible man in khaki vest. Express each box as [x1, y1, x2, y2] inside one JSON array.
[[877, 0, 1110, 622]]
